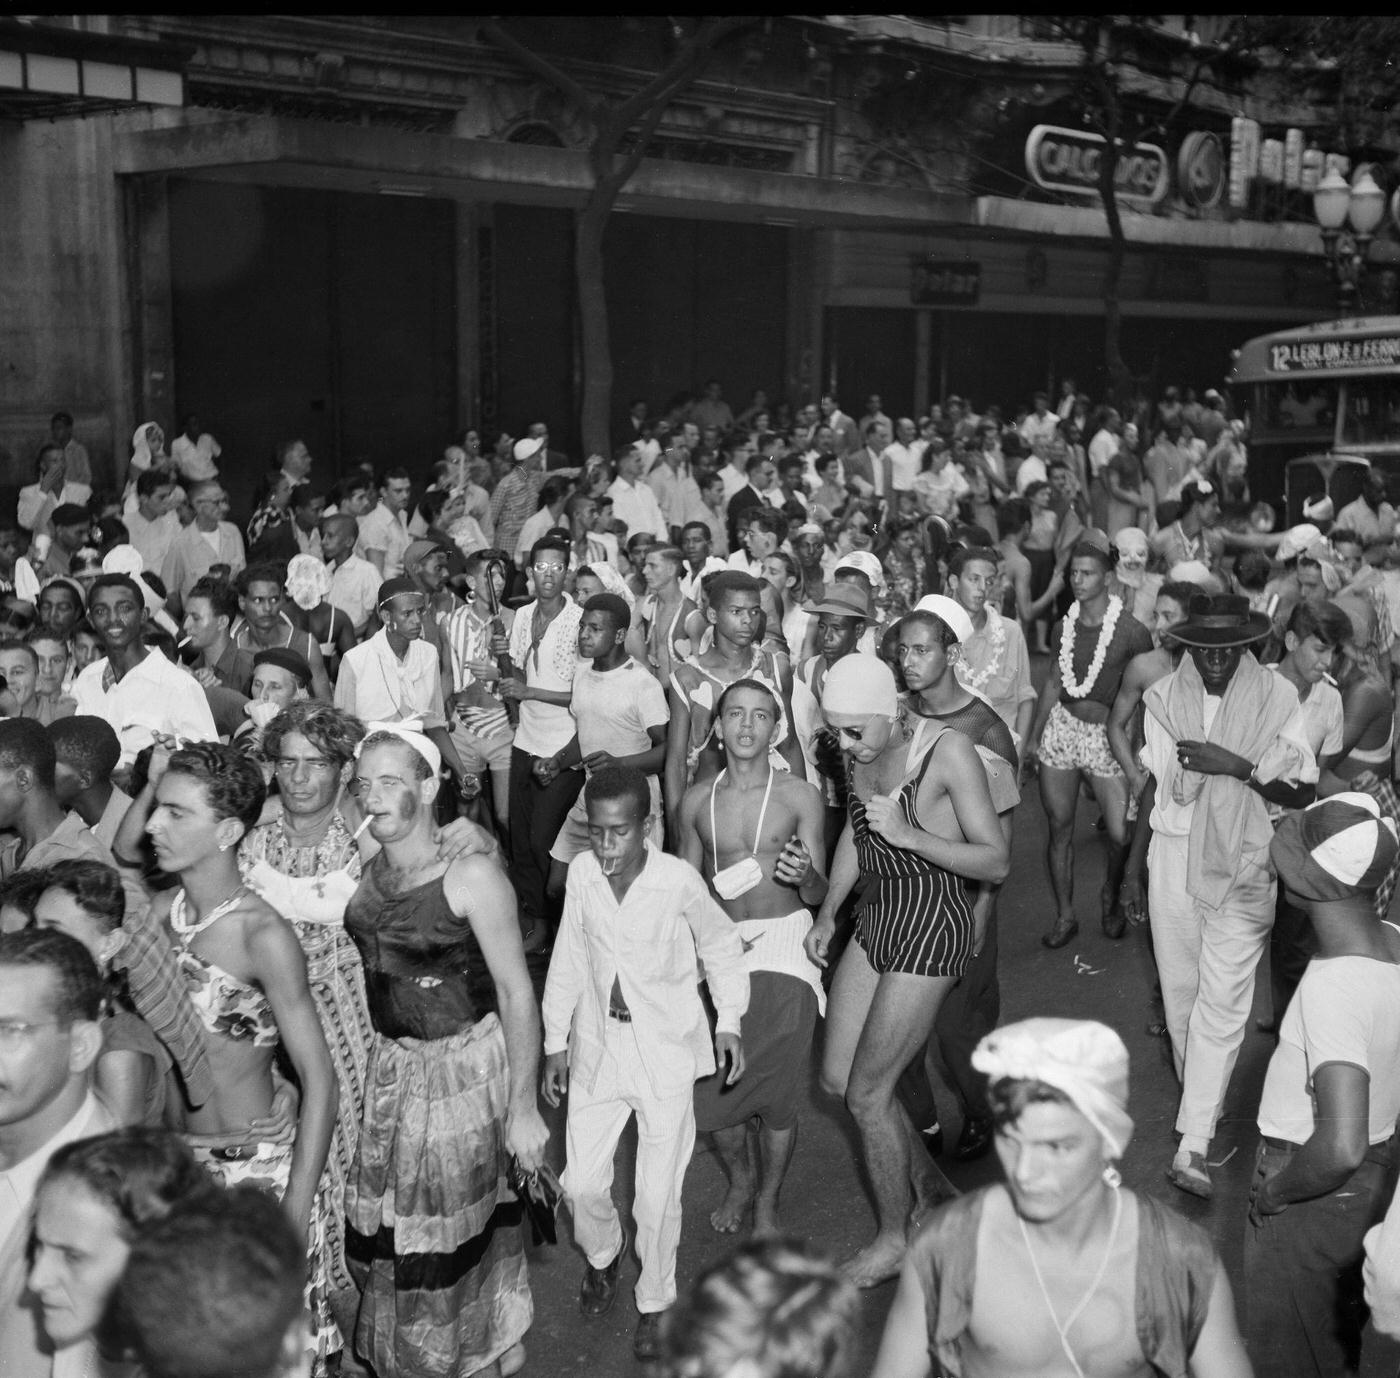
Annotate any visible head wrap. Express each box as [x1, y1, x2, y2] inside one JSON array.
[[355, 719, 441, 777], [973, 1018, 1134, 1158], [1303, 495, 1335, 524], [913, 593, 974, 644], [285, 554, 330, 612], [1279, 523, 1323, 562], [101, 545, 165, 618], [1167, 559, 1218, 592], [252, 647, 312, 687], [1271, 792, 1399, 903], [131, 422, 163, 470], [820, 654, 899, 719], [585, 560, 636, 609]]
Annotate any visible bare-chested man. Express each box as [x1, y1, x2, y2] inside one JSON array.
[[678, 679, 828, 1237], [665, 571, 801, 839], [871, 1018, 1251, 1378], [631, 546, 704, 686]]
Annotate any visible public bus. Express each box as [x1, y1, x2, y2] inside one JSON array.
[[1227, 315, 1400, 523]]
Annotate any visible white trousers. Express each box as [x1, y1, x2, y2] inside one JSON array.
[[1148, 831, 1275, 1143], [562, 1020, 696, 1314]]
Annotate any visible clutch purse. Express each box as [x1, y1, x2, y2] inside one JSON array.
[[508, 1156, 563, 1246]]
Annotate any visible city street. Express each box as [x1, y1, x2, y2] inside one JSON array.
[[520, 776, 1400, 1377]]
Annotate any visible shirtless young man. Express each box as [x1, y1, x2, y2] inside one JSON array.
[[804, 655, 1009, 1288], [665, 571, 801, 839], [995, 496, 1064, 647], [871, 1018, 1251, 1378], [677, 680, 827, 1237], [144, 740, 339, 1364], [631, 546, 704, 686], [1028, 538, 1153, 949]]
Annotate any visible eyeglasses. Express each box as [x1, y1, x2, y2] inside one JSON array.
[[532, 562, 567, 574], [0, 1019, 68, 1048], [273, 757, 337, 776]]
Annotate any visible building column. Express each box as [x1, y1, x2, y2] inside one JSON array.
[[122, 173, 175, 443], [455, 201, 483, 434], [914, 309, 933, 417]]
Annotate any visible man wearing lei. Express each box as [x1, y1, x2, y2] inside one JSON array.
[[946, 544, 1035, 766], [1027, 534, 1153, 951]]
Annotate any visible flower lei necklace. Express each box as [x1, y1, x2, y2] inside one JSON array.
[[956, 608, 1006, 692], [1060, 595, 1122, 698]]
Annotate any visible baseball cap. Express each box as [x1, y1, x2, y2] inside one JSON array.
[[404, 538, 447, 569], [1270, 792, 1399, 902], [833, 551, 885, 589]]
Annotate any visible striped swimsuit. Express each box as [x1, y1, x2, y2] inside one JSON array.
[[849, 730, 976, 977]]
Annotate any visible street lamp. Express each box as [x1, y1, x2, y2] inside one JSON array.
[[1313, 168, 1386, 312]]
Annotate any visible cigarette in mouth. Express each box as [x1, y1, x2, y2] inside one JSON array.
[[352, 815, 374, 840], [1322, 671, 1338, 686]]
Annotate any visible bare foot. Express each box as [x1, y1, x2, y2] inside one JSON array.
[[709, 1178, 754, 1234], [501, 1342, 526, 1377], [840, 1235, 906, 1289], [752, 1199, 782, 1238]]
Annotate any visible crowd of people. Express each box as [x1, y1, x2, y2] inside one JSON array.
[[5, 378, 1400, 1378]]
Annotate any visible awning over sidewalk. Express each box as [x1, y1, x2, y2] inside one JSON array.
[[0, 18, 189, 122]]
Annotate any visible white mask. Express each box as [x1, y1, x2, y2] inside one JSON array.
[[709, 767, 774, 902]]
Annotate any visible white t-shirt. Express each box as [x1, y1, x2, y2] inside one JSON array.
[[571, 657, 669, 760], [1088, 428, 1119, 479], [1259, 954, 1400, 1146]]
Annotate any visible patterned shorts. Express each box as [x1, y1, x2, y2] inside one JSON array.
[[1038, 702, 1124, 779]]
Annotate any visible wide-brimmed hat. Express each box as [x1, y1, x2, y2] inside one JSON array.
[[1167, 592, 1270, 648], [804, 584, 871, 620]]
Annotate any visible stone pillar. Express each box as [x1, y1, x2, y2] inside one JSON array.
[[123, 173, 176, 443]]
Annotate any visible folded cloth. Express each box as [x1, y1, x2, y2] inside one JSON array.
[[1143, 650, 1308, 909], [735, 912, 825, 1014], [972, 1017, 1133, 1157], [110, 905, 214, 1107]]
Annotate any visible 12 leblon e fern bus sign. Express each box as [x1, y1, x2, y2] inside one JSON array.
[[1229, 316, 1400, 519]]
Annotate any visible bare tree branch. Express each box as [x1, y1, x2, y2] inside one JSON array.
[[479, 19, 595, 118], [612, 15, 751, 126]]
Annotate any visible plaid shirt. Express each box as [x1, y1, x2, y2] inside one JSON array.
[[489, 466, 544, 567]]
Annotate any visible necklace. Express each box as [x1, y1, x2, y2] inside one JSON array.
[[1172, 520, 1202, 561], [1059, 595, 1122, 699], [171, 884, 248, 937], [1016, 1185, 1124, 1378], [955, 609, 1006, 692]]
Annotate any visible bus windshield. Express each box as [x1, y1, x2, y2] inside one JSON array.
[[1260, 379, 1336, 437]]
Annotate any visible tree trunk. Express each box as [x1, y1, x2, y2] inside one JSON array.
[[1097, 137, 1134, 409], [575, 190, 614, 459]]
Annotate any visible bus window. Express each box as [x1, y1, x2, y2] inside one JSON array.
[[1340, 377, 1400, 446], [1266, 380, 1337, 432]]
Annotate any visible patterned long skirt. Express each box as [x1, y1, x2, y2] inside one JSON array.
[[345, 1014, 531, 1378], [187, 1116, 342, 1376]]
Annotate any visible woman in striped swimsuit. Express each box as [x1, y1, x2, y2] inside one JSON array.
[[804, 654, 1009, 1290]]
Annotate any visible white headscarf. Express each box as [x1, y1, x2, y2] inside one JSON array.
[[356, 719, 442, 777]]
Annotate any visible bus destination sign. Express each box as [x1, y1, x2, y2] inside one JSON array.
[[1269, 335, 1400, 373]]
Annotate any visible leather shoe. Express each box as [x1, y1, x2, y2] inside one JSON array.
[[634, 1310, 666, 1361], [1167, 1149, 1213, 1200], [1102, 909, 1127, 940], [953, 1115, 993, 1162], [578, 1241, 624, 1318], [1041, 917, 1079, 949]]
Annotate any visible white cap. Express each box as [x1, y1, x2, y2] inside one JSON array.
[[512, 437, 545, 463], [913, 593, 974, 644]]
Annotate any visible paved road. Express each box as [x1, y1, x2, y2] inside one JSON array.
[[518, 781, 1399, 1377]]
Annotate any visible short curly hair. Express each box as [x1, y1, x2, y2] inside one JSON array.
[[166, 742, 266, 834], [261, 701, 365, 771]]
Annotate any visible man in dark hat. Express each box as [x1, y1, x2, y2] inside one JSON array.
[[1247, 792, 1400, 1378], [1121, 592, 1318, 1200]]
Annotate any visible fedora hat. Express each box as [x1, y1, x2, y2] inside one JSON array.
[[1167, 593, 1271, 648], [803, 583, 872, 620]]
